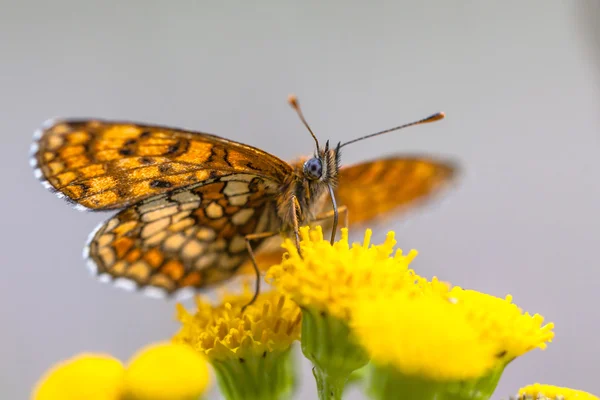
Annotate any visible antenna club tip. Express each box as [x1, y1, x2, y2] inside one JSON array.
[[287, 94, 298, 107], [426, 111, 445, 123]]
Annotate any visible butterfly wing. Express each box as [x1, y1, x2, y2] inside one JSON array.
[[86, 174, 281, 297], [332, 156, 457, 225], [30, 119, 292, 210]]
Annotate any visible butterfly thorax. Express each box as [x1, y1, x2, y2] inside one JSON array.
[[276, 144, 340, 231]]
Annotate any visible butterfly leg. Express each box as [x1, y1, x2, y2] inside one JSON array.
[[243, 231, 278, 311], [313, 205, 349, 242], [291, 195, 302, 255]]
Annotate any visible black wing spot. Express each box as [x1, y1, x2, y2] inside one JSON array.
[[75, 182, 91, 195], [116, 187, 128, 198], [124, 138, 137, 146], [119, 148, 134, 156], [248, 177, 265, 192], [139, 157, 154, 165], [150, 180, 172, 188], [158, 164, 173, 173], [166, 142, 181, 155], [140, 131, 152, 138], [245, 161, 262, 171]]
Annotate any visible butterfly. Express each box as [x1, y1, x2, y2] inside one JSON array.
[[30, 95, 456, 305]]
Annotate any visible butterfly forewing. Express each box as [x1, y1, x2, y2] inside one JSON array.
[[31, 119, 292, 210], [85, 175, 280, 297], [333, 156, 456, 225]]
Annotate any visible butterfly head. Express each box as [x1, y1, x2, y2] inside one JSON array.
[[303, 140, 341, 188]]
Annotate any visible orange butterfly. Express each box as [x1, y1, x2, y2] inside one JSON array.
[[30, 95, 456, 305]]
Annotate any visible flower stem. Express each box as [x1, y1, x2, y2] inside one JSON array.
[[313, 365, 346, 400]]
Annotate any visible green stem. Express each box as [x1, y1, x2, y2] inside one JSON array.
[[313, 365, 347, 400]]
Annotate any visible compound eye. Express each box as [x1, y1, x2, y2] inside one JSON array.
[[303, 158, 323, 180]]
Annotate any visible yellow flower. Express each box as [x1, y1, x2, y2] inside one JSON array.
[[124, 342, 211, 400], [448, 287, 555, 362], [517, 383, 599, 399], [352, 291, 497, 381], [173, 288, 301, 361], [266, 226, 420, 321], [173, 288, 301, 400], [32, 342, 211, 400], [32, 354, 125, 400]]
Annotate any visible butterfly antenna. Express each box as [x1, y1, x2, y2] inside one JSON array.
[[288, 94, 321, 153], [339, 112, 445, 149]]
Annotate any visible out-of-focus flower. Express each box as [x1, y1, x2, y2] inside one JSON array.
[[124, 342, 211, 400], [353, 291, 498, 382], [353, 289, 502, 400], [448, 287, 555, 363], [32, 342, 210, 400], [352, 274, 555, 399]]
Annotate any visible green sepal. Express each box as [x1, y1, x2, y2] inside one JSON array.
[[300, 307, 370, 400], [211, 348, 296, 400], [367, 363, 506, 400]]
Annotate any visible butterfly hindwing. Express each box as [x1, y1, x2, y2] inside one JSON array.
[[85, 174, 280, 297], [31, 119, 292, 210]]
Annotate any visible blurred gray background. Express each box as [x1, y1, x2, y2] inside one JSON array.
[[2, 1, 599, 399]]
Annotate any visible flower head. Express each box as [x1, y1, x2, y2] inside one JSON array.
[[32, 354, 125, 400], [352, 290, 497, 381], [517, 383, 599, 400], [266, 226, 420, 321], [32, 342, 210, 400], [124, 342, 211, 400], [173, 288, 301, 361], [173, 288, 301, 400]]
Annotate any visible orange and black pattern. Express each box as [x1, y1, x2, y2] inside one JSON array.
[[31, 119, 291, 210]]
